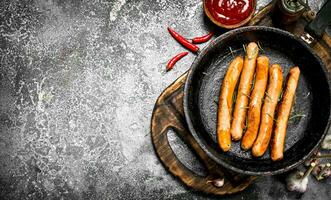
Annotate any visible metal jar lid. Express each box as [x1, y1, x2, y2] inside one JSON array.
[[281, 0, 307, 13]]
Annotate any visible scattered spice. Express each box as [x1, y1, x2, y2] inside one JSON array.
[[167, 27, 199, 53], [166, 52, 189, 71], [191, 32, 214, 44]]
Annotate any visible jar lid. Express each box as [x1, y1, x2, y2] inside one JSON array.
[[281, 0, 306, 13]]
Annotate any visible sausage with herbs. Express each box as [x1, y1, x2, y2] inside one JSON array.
[[271, 67, 300, 161], [242, 56, 269, 150], [217, 56, 244, 151], [231, 42, 259, 141], [252, 64, 283, 157]]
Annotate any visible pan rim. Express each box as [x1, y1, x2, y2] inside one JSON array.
[[183, 26, 331, 176]]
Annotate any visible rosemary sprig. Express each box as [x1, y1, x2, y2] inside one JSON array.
[[229, 46, 234, 58], [232, 91, 237, 108], [289, 114, 306, 120], [265, 92, 272, 101], [278, 90, 284, 102], [257, 41, 264, 52], [251, 74, 256, 91], [242, 44, 246, 53], [243, 116, 248, 132], [266, 113, 277, 122], [242, 93, 251, 99], [304, 92, 310, 98]]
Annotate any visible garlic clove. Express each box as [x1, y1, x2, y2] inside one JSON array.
[[207, 178, 224, 188]]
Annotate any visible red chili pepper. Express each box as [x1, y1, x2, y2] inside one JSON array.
[[167, 27, 199, 53], [166, 52, 189, 71], [192, 32, 214, 44]]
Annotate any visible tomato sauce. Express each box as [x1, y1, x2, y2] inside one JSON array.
[[205, 0, 254, 26]]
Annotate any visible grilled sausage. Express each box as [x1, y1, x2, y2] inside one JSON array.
[[271, 67, 300, 161], [241, 56, 269, 150], [231, 42, 259, 141], [217, 56, 244, 152], [252, 64, 283, 157]]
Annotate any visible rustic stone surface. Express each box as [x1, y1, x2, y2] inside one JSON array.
[[0, 0, 329, 199]]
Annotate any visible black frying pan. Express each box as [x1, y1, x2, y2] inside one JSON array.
[[184, 2, 331, 176]]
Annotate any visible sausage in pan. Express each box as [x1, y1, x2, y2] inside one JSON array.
[[252, 64, 283, 157], [271, 67, 300, 161], [241, 56, 269, 150], [217, 56, 244, 151], [231, 42, 259, 140]]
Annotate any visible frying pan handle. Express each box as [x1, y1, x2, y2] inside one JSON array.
[[151, 86, 255, 195], [305, 0, 331, 38]]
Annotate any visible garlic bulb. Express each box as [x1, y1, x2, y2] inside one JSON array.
[[286, 170, 308, 193], [286, 162, 316, 193]]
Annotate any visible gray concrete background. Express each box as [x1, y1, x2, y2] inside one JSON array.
[[0, 0, 330, 199]]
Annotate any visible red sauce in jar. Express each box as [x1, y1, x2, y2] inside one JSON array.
[[205, 0, 254, 26]]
